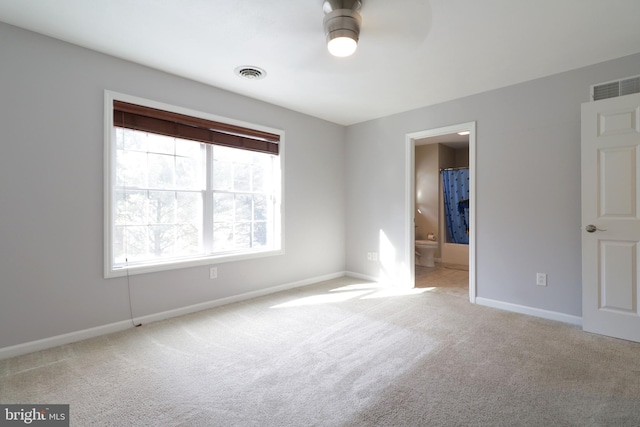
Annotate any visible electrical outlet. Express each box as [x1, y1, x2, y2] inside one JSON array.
[[536, 273, 547, 287], [210, 267, 218, 279], [372, 252, 378, 261]]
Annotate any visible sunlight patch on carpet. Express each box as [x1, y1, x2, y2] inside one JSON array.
[[269, 290, 372, 308], [270, 283, 428, 308]]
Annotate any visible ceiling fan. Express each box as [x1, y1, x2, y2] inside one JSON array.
[[322, 0, 363, 57], [320, 0, 431, 59]]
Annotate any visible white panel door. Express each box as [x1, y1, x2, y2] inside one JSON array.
[[581, 93, 640, 342]]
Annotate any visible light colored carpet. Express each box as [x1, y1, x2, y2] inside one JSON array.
[[2, 276, 640, 426]]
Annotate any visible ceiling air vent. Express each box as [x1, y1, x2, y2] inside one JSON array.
[[234, 66, 266, 80], [591, 75, 640, 101]]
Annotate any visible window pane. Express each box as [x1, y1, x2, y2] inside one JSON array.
[[213, 193, 234, 222], [213, 223, 234, 252], [120, 128, 147, 152], [148, 225, 176, 257], [116, 150, 147, 188], [253, 195, 267, 221], [233, 163, 251, 192], [116, 191, 203, 263], [115, 225, 149, 263], [176, 156, 203, 190], [147, 191, 175, 224], [176, 223, 201, 255], [114, 225, 127, 264], [147, 133, 175, 155], [213, 158, 233, 191], [148, 153, 174, 189], [252, 163, 266, 192], [253, 221, 267, 247], [234, 222, 251, 249], [235, 194, 252, 221], [175, 139, 202, 158], [177, 192, 202, 225], [177, 192, 203, 254], [215, 145, 241, 162], [115, 190, 147, 225]]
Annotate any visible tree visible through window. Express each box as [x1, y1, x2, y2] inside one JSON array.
[[106, 93, 282, 276], [114, 129, 205, 264], [211, 145, 273, 252]]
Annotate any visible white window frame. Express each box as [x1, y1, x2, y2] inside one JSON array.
[[104, 90, 284, 278]]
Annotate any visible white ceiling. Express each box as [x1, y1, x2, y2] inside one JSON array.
[[1, 0, 639, 125]]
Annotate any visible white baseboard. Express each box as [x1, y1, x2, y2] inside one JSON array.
[[130, 271, 347, 326], [0, 320, 136, 361], [0, 271, 347, 360], [345, 271, 418, 288], [344, 271, 381, 283], [475, 297, 582, 326]]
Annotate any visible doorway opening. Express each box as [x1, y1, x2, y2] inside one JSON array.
[[405, 122, 476, 302]]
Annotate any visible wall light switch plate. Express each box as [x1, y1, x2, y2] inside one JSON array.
[[210, 267, 218, 279]]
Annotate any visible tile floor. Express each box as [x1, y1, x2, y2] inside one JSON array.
[[414, 263, 469, 298]]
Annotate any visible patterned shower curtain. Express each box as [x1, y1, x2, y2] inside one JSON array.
[[440, 168, 470, 245]]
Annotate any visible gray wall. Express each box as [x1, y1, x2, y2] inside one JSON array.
[[0, 23, 346, 349], [345, 52, 640, 317], [3, 19, 640, 351], [414, 144, 439, 243]]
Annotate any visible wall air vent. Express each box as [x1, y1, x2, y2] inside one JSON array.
[[591, 75, 640, 101]]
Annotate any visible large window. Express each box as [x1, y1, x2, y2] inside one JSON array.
[[105, 92, 283, 277]]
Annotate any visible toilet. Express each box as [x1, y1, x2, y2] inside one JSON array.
[[415, 240, 438, 267]]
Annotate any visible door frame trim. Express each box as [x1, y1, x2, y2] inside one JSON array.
[[405, 122, 477, 302]]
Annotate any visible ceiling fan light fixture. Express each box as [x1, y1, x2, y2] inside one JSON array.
[[327, 33, 358, 57], [323, 0, 362, 58]]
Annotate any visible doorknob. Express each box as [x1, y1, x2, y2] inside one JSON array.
[[585, 224, 606, 233]]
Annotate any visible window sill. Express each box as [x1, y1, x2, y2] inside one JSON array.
[[105, 248, 284, 279]]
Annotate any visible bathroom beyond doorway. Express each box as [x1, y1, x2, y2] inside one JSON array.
[[406, 121, 476, 301]]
